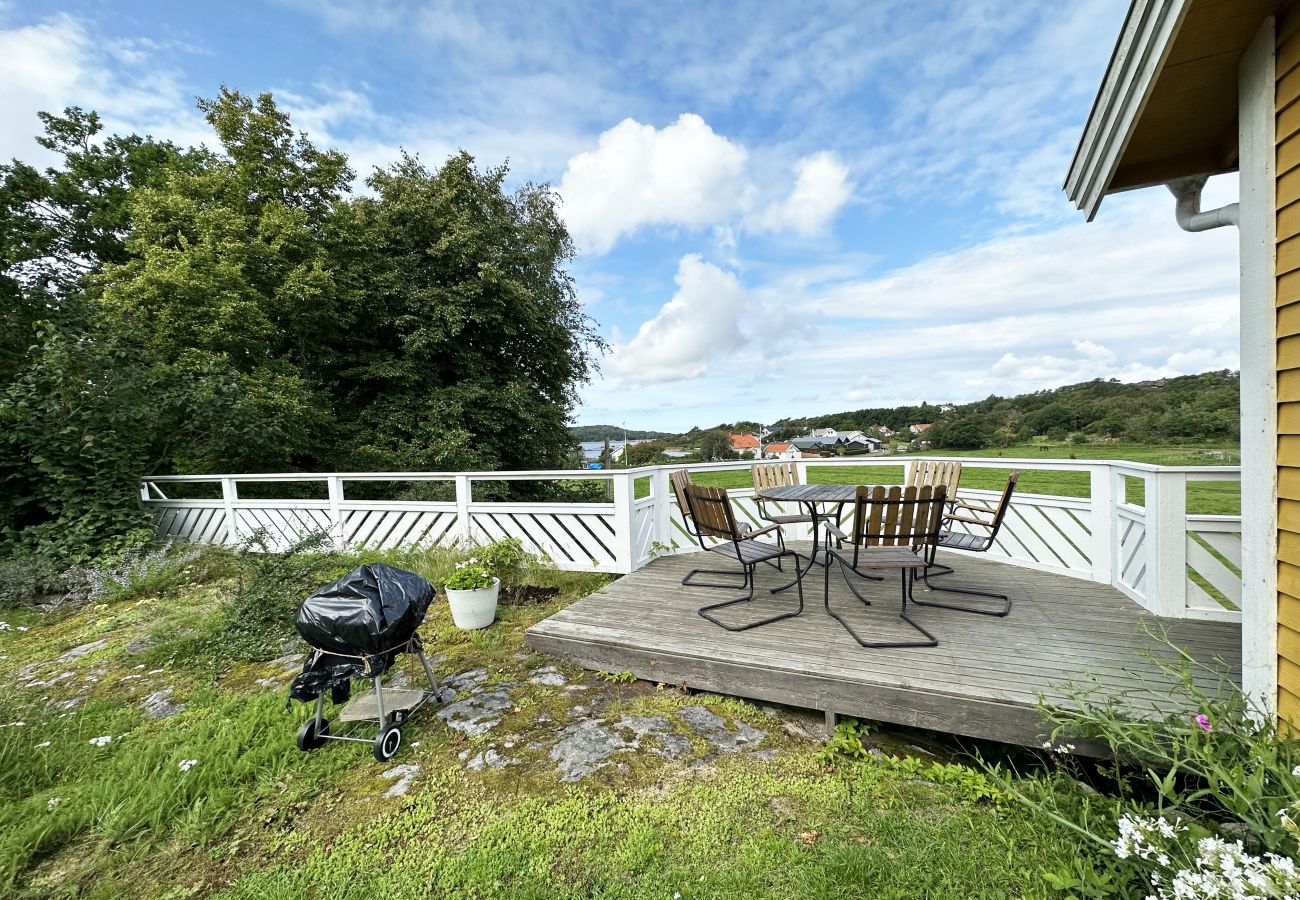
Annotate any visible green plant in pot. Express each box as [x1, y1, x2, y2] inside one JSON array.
[[444, 557, 499, 629]]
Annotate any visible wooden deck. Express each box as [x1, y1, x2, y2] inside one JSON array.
[[526, 548, 1242, 748]]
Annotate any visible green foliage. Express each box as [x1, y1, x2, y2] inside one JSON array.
[[0, 92, 602, 560], [475, 537, 529, 583], [696, 428, 738, 462], [815, 718, 874, 764], [443, 560, 495, 591], [994, 635, 1300, 897], [766, 371, 1240, 447], [569, 425, 671, 442], [595, 670, 637, 684], [196, 532, 350, 664]]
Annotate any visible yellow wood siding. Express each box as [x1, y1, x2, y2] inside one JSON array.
[[1279, 8, 1300, 726]]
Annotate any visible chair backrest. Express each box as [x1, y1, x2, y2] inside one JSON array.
[[907, 460, 962, 498], [846, 485, 948, 550], [670, 469, 694, 519], [751, 461, 800, 492], [682, 483, 742, 543], [983, 472, 1020, 536]]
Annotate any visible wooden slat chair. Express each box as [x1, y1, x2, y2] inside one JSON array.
[[681, 483, 808, 632], [907, 460, 962, 506], [822, 485, 947, 648], [917, 472, 1020, 616], [750, 461, 815, 554]]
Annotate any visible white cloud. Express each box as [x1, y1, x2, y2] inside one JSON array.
[[557, 114, 748, 255], [606, 254, 748, 383], [749, 151, 852, 236], [0, 13, 207, 166]]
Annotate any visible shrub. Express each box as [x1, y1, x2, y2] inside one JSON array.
[[998, 636, 1300, 898]]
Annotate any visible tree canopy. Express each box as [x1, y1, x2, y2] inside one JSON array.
[[0, 90, 603, 558]]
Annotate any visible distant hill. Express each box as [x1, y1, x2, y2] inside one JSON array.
[[766, 370, 1239, 448], [569, 425, 674, 442]]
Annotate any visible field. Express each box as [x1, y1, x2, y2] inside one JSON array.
[[0, 542, 1092, 898], [678, 443, 1241, 516]]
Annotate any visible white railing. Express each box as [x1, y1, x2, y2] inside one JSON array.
[[140, 456, 1243, 621]]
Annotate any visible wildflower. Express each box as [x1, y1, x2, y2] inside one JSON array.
[[47, 797, 60, 811], [0, 621, 10, 630], [1292, 764, 1300, 777], [178, 759, 198, 772], [89, 735, 112, 747], [1194, 714, 1212, 732], [1041, 740, 1052, 749]]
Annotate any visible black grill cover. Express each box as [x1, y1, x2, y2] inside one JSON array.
[[294, 563, 433, 658]]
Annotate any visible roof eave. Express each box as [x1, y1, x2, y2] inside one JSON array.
[[1064, 0, 1191, 220]]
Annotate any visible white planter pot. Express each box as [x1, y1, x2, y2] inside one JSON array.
[[445, 578, 500, 630]]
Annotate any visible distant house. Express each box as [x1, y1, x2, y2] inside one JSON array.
[[872, 425, 894, 437], [792, 431, 882, 454], [762, 442, 802, 460], [728, 433, 761, 458], [939, 404, 956, 414], [910, 423, 933, 435]]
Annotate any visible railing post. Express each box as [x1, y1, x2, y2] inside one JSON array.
[[612, 472, 634, 574], [455, 474, 473, 546], [1089, 465, 1116, 587], [1145, 470, 1188, 617], [221, 477, 241, 547], [651, 467, 672, 551], [327, 476, 345, 549]]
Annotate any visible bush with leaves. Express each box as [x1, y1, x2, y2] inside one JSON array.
[[996, 636, 1300, 898]]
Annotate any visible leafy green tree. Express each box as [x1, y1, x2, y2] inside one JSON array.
[[930, 414, 993, 450], [697, 430, 737, 462]]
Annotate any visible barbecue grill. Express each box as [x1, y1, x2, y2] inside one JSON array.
[[288, 563, 441, 761]]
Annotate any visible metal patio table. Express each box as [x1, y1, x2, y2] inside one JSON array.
[[754, 483, 862, 592]]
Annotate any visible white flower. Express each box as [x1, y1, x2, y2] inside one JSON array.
[[178, 759, 198, 772], [35, 741, 50, 749], [47, 797, 61, 811], [89, 735, 113, 747], [1292, 764, 1300, 777], [0, 621, 10, 630], [17, 626, 28, 632], [1041, 740, 1052, 749]]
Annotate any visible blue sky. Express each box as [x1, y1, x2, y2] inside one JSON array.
[[0, 0, 1242, 432]]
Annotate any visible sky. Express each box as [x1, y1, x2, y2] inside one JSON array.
[[0, 0, 1243, 432]]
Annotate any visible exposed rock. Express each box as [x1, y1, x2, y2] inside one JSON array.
[[124, 637, 156, 656], [380, 763, 420, 798], [435, 685, 513, 736], [55, 695, 85, 711], [271, 653, 305, 673], [617, 715, 692, 759], [56, 640, 107, 664], [748, 748, 782, 761], [140, 688, 185, 719], [549, 719, 634, 782], [443, 669, 488, 692], [678, 706, 766, 752], [528, 666, 567, 687], [465, 748, 519, 771], [255, 677, 280, 689]]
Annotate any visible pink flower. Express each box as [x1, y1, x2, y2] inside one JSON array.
[[1194, 714, 1212, 732]]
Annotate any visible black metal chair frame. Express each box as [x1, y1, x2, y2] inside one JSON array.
[[822, 485, 947, 649], [679, 483, 808, 632], [917, 472, 1020, 617], [750, 463, 830, 568]]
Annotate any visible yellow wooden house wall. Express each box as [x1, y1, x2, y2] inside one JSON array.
[[1277, 5, 1300, 725]]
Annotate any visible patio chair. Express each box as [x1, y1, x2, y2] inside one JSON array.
[[822, 485, 947, 648], [907, 459, 962, 508], [750, 461, 816, 555], [680, 483, 808, 632], [917, 472, 1019, 616]]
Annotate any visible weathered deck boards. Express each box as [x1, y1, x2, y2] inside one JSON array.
[[526, 548, 1242, 748]]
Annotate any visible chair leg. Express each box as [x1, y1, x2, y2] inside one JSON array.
[[825, 562, 938, 649], [915, 564, 1011, 616], [698, 551, 806, 632], [682, 566, 750, 589]]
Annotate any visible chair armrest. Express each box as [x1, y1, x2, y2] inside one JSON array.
[[823, 521, 850, 543], [742, 522, 783, 538], [945, 513, 993, 527]]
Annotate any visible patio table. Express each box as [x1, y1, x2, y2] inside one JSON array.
[[754, 483, 862, 592]]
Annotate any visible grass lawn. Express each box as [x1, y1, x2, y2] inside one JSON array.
[[0, 543, 1091, 898], [676, 442, 1240, 516]]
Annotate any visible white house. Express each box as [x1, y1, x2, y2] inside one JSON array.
[[762, 442, 802, 460]]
